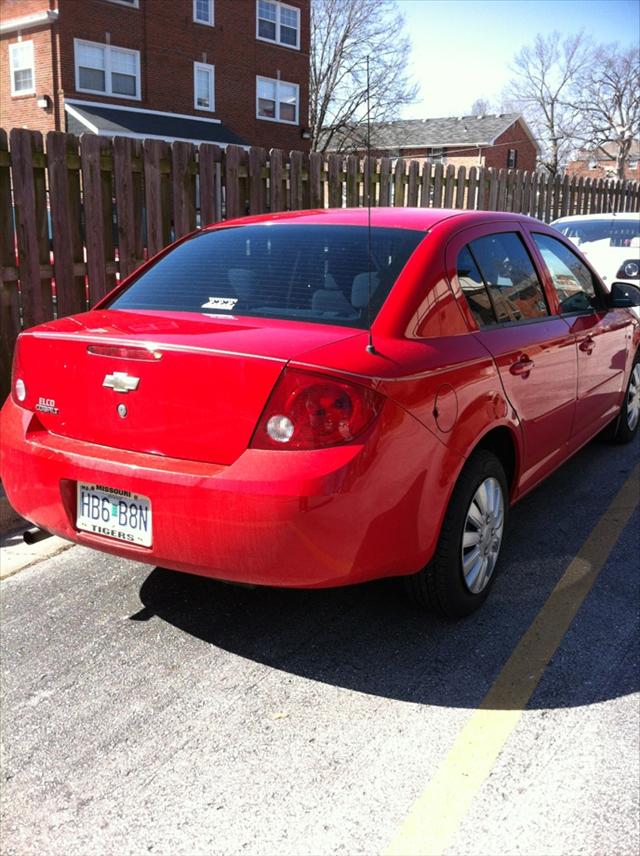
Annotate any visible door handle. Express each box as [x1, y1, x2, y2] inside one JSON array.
[[509, 356, 535, 377], [579, 336, 595, 354]]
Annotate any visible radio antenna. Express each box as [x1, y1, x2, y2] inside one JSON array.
[[365, 54, 376, 355]]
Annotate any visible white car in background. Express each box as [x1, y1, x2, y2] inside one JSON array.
[[551, 213, 640, 290]]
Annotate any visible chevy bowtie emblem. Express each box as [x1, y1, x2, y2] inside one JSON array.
[[103, 372, 141, 393]]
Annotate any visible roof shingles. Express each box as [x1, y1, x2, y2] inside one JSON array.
[[328, 113, 525, 151]]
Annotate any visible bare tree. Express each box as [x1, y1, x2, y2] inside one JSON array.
[[469, 98, 493, 117], [571, 45, 640, 179], [506, 32, 590, 175], [310, 0, 418, 152]]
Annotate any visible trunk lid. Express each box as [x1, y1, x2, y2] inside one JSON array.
[[18, 309, 358, 465]]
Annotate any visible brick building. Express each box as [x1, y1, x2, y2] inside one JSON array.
[[0, 0, 310, 150], [326, 114, 539, 172], [565, 141, 640, 182]]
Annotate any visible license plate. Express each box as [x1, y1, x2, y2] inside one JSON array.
[[76, 482, 152, 547]]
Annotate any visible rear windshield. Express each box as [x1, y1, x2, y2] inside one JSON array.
[[109, 224, 424, 328]]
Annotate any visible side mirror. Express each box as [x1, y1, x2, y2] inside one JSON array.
[[608, 282, 640, 308]]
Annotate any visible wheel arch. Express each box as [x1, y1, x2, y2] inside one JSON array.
[[467, 424, 521, 500]]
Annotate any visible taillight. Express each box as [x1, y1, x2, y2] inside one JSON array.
[[251, 368, 385, 450], [616, 259, 640, 279]]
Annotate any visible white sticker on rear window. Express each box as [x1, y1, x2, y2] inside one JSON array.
[[201, 296, 238, 310]]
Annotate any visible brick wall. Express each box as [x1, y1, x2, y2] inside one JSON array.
[[1, 0, 310, 150], [485, 120, 537, 172], [0, 1, 60, 135], [566, 159, 640, 182], [363, 121, 538, 172]]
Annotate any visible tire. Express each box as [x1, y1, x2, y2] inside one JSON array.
[[405, 450, 508, 619], [610, 357, 640, 445]]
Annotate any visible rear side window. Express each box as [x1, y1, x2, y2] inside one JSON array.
[[456, 245, 495, 327], [532, 232, 599, 314], [469, 232, 549, 323], [109, 224, 424, 328]]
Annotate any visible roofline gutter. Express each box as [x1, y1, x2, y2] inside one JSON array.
[[0, 9, 59, 34]]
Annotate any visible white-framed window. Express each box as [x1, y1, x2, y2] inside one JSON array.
[[256, 76, 299, 124], [193, 0, 214, 26], [106, 0, 140, 7], [194, 62, 215, 112], [256, 0, 300, 49], [9, 40, 35, 96], [74, 39, 141, 100]]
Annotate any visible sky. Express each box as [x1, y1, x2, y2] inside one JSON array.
[[395, 0, 640, 118]]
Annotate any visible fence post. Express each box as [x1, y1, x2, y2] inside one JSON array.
[[270, 149, 287, 212], [420, 160, 432, 207], [113, 135, 144, 279], [467, 166, 478, 210], [476, 166, 487, 210], [81, 134, 116, 303], [454, 165, 466, 208], [0, 130, 20, 401], [393, 158, 407, 207], [327, 153, 342, 208], [223, 144, 242, 220], [143, 138, 171, 258], [309, 152, 324, 208], [47, 131, 86, 316], [407, 160, 419, 206], [10, 129, 53, 327], [442, 164, 455, 207], [199, 143, 223, 224], [512, 170, 523, 213], [520, 171, 531, 215], [345, 154, 359, 207]]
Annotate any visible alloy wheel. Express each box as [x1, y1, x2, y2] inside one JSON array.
[[626, 364, 640, 432], [461, 476, 505, 594]]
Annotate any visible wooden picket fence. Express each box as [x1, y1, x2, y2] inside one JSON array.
[[1, 126, 639, 399]]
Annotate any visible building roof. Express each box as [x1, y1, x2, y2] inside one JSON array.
[[64, 100, 248, 148], [326, 113, 539, 153]]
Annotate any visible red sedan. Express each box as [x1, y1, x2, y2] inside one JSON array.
[[2, 209, 639, 617]]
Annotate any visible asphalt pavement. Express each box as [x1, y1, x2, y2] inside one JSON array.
[[1, 433, 638, 856]]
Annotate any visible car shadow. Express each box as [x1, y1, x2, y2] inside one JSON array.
[[136, 437, 639, 712]]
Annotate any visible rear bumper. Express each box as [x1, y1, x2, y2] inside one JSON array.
[[0, 396, 461, 587]]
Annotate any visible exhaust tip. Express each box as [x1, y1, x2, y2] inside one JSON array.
[[23, 528, 53, 545]]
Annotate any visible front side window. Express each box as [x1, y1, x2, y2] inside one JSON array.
[[108, 225, 424, 329], [194, 62, 215, 111], [257, 76, 298, 124], [193, 0, 214, 25], [507, 148, 517, 169], [469, 232, 549, 323], [456, 245, 495, 327], [532, 233, 599, 314], [9, 41, 35, 96], [75, 40, 140, 99], [257, 0, 300, 48]]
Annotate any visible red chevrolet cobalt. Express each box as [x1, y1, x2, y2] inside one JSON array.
[[2, 209, 639, 617]]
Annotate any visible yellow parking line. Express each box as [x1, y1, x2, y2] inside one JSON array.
[[385, 464, 640, 856]]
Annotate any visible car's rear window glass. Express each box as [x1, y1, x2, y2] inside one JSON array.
[[456, 245, 496, 327], [109, 225, 424, 328], [469, 232, 549, 323]]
